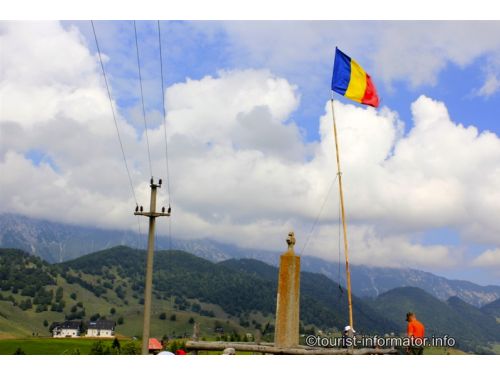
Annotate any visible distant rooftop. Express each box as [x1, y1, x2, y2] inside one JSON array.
[[88, 319, 115, 330]]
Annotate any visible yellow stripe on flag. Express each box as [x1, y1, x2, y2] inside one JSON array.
[[345, 59, 367, 103]]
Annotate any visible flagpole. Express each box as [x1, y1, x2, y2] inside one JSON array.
[[330, 96, 354, 331]]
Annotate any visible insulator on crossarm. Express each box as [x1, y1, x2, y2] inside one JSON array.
[[135, 205, 139, 212], [162, 207, 165, 213], [159, 178, 162, 186], [140, 206, 143, 212]]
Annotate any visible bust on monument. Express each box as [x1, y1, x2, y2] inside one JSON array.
[[286, 231, 296, 254]]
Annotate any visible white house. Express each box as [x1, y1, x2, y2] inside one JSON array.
[[86, 320, 116, 337], [52, 321, 82, 338]]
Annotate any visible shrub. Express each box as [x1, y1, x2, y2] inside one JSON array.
[[89, 341, 105, 355], [13, 347, 25, 355], [121, 341, 140, 355]]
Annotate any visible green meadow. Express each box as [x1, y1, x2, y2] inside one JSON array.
[[0, 337, 117, 355]]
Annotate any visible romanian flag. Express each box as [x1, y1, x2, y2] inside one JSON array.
[[331, 47, 379, 108]]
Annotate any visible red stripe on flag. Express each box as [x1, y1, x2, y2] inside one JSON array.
[[361, 74, 379, 108]]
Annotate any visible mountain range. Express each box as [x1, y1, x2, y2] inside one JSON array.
[[1, 246, 499, 353], [1, 213, 499, 307]]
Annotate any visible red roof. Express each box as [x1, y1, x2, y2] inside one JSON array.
[[148, 338, 163, 350]]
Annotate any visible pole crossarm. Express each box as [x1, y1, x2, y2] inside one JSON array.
[[134, 212, 170, 218]]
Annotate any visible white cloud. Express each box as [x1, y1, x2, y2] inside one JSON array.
[[1, 21, 500, 276], [200, 21, 500, 92], [475, 73, 500, 98], [303, 224, 454, 269], [472, 248, 500, 268]]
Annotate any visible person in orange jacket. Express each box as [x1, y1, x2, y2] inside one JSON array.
[[406, 312, 425, 355]]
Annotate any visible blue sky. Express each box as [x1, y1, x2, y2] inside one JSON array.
[[2, 20, 500, 285], [67, 21, 500, 141]]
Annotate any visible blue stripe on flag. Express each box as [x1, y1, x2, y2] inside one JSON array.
[[331, 47, 351, 95]]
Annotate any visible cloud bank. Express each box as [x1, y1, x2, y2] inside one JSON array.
[[1, 21, 500, 280]]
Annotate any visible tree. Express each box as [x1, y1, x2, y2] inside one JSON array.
[[112, 337, 121, 351], [50, 300, 65, 312], [159, 312, 167, 320], [70, 292, 77, 300], [117, 316, 124, 325], [168, 340, 179, 353], [13, 347, 25, 355], [110, 307, 116, 315], [188, 317, 195, 324], [170, 314, 177, 321], [21, 285, 37, 297], [43, 319, 48, 327], [90, 313, 100, 322], [34, 288, 53, 305], [55, 286, 64, 303], [89, 340, 105, 355], [121, 341, 140, 355], [19, 298, 32, 311]]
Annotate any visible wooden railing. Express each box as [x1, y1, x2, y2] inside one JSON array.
[[185, 341, 399, 355]]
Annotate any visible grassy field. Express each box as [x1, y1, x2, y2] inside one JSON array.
[[0, 300, 61, 338], [489, 343, 500, 354], [0, 337, 119, 355], [0, 278, 258, 342], [423, 346, 468, 355]]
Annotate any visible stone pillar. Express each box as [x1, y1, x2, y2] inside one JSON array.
[[274, 232, 301, 348]]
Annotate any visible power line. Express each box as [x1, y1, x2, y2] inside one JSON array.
[[157, 20, 173, 250], [90, 20, 138, 206], [338, 184, 344, 316], [300, 174, 338, 256], [133, 20, 153, 178]]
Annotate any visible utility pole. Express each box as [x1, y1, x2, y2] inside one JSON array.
[[134, 177, 170, 355]]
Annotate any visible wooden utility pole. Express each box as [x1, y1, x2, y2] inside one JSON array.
[[330, 99, 354, 331], [134, 177, 170, 355]]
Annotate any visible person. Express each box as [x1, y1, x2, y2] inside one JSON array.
[[341, 325, 355, 348], [222, 347, 235, 355], [406, 312, 425, 355]]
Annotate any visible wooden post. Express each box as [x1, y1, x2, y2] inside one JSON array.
[[330, 99, 354, 330], [134, 178, 170, 355]]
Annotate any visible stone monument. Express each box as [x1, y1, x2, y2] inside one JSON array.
[[274, 231, 301, 348]]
